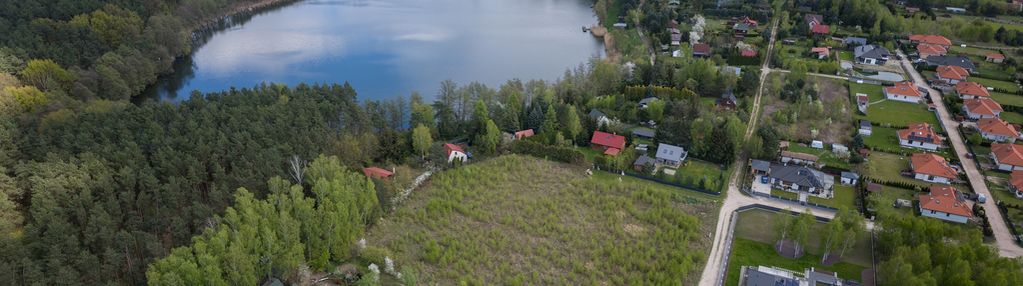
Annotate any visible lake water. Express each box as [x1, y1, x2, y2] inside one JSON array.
[[142, 0, 604, 102]]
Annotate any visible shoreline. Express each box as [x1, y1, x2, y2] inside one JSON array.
[[590, 25, 620, 63]]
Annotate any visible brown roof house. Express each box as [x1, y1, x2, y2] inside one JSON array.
[[910, 153, 958, 184], [919, 185, 973, 224]]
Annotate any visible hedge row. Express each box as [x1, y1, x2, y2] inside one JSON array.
[[862, 176, 926, 191], [508, 140, 586, 165]]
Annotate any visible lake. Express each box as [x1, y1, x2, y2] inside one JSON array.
[[142, 0, 604, 102]]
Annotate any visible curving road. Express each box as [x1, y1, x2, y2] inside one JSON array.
[[895, 50, 1023, 257]]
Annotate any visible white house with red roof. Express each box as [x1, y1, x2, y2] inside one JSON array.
[[911, 153, 957, 184], [514, 129, 535, 140], [955, 81, 990, 99], [977, 118, 1019, 142], [590, 131, 626, 157], [1010, 171, 1023, 198], [898, 123, 942, 150], [909, 34, 952, 47], [986, 52, 1005, 63], [963, 98, 1003, 120], [444, 143, 468, 163], [992, 143, 1023, 171], [362, 167, 394, 179], [919, 185, 973, 224], [936, 65, 969, 84], [884, 81, 924, 103], [917, 43, 947, 59]]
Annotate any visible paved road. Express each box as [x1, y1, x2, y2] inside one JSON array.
[[896, 50, 1023, 258]]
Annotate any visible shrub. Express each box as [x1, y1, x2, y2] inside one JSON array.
[[360, 246, 392, 266]]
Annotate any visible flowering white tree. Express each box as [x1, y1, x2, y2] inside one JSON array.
[[690, 15, 706, 44]]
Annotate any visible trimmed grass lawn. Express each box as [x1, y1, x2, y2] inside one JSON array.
[[992, 92, 1023, 107], [675, 159, 727, 191], [838, 51, 853, 61], [862, 100, 942, 131], [788, 144, 852, 170], [863, 126, 901, 150], [1002, 112, 1023, 125], [864, 152, 929, 189], [575, 146, 603, 162], [726, 209, 871, 286], [948, 46, 997, 57], [972, 77, 1020, 93], [365, 155, 720, 285], [771, 189, 800, 201], [809, 185, 858, 210], [866, 185, 919, 216], [849, 82, 884, 101]]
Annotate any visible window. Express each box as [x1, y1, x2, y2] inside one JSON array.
[[931, 210, 936, 214]]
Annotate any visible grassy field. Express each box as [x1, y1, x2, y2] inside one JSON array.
[[849, 82, 885, 102], [787, 144, 852, 170], [1001, 111, 1023, 125], [862, 100, 941, 130], [866, 185, 919, 216], [725, 208, 871, 286], [862, 126, 901, 151], [365, 155, 719, 285], [992, 92, 1023, 107], [972, 77, 1020, 93], [808, 185, 858, 210], [674, 159, 727, 191], [838, 51, 853, 61], [863, 152, 929, 189]]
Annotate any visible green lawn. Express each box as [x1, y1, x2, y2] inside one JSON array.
[[849, 82, 885, 102], [862, 100, 941, 130], [809, 185, 858, 210], [771, 189, 800, 201], [992, 92, 1023, 107], [1002, 111, 1023, 125], [575, 146, 603, 162], [725, 239, 867, 286], [675, 159, 726, 189], [986, 175, 1023, 206], [862, 126, 901, 151], [948, 46, 997, 57], [864, 152, 929, 189], [838, 51, 853, 61], [972, 77, 1020, 93], [787, 144, 852, 170], [866, 185, 919, 216]]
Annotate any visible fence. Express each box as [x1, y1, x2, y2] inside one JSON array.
[[618, 171, 723, 196], [998, 202, 1023, 246]]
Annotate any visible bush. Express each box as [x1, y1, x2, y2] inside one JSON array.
[[508, 140, 585, 165], [360, 246, 392, 266]]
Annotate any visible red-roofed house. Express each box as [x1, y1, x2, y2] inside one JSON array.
[[963, 98, 1002, 120], [919, 185, 973, 224], [810, 47, 830, 59], [910, 153, 957, 184], [986, 53, 1005, 63], [590, 131, 626, 157], [740, 48, 758, 58], [936, 65, 969, 84], [693, 43, 712, 57], [884, 81, 924, 103], [909, 34, 952, 47], [810, 24, 830, 35], [992, 143, 1023, 171], [514, 129, 535, 140], [977, 118, 1020, 142], [363, 167, 394, 179], [916, 43, 947, 59], [955, 81, 990, 99], [1010, 171, 1023, 198], [444, 143, 468, 163], [898, 123, 942, 150]]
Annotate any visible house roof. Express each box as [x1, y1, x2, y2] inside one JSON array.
[[639, 97, 659, 105], [911, 153, 957, 179], [780, 150, 819, 162], [811, 24, 830, 34], [855, 45, 890, 60], [693, 43, 711, 55], [885, 81, 923, 97], [898, 123, 941, 145], [1011, 171, 1023, 191], [751, 159, 771, 171], [719, 90, 737, 104], [655, 143, 687, 162], [917, 43, 947, 56], [860, 120, 872, 129], [964, 98, 1003, 116], [993, 143, 1023, 166], [737, 16, 758, 26], [514, 129, 535, 139], [928, 56, 976, 71], [919, 185, 973, 218], [987, 53, 1006, 60], [909, 34, 952, 46], [937, 65, 969, 81], [632, 128, 655, 138], [810, 46, 830, 56], [588, 108, 607, 119], [844, 37, 867, 46], [856, 94, 869, 104], [634, 155, 656, 166], [670, 33, 682, 42], [841, 171, 860, 179], [444, 143, 464, 156], [591, 131, 626, 149], [978, 118, 1018, 137], [733, 22, 751, 31], [805, 14, 824, 26], [362, 167, 394, 179], [741, 49, 758, 57], [769, 164, 834, 189], [955, 81, 990, 97], [603, 147, 621, 156]]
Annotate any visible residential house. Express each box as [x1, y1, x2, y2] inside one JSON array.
[[722, 66, 742, 77], [589, 109, 613, 127], [362, 167, 394, 179], [987, 52, 1006, 63], [978, 118, 1019, 142], [919, 185, 973, 224], [955, 81, 990, 99], [854, 45, 890, 65], [936, 65, 969, 84], [445, 143, 468, 163], [945, 7, 967, 13], [590, 130, 626, 156], [811, 140, 824, 149], [916, 43, 947, 59], [992, 143, 1023, 171], [909, 34, 952, 48], [693, 43, 711, 57], [898, 122, 942, 151], [780, 150, 819, 165], [733, 22, 752, 36], [844, 37, 867, 48], [840, 171, 860, 185], [859, 120, 873, 136], [741, 266, 847, 286], [632, 155, 656, 172], [639, 97, 659, 108], [856, 94, 869, 114], [963, 98, 1002, 120], [810, 46, 830, 59], [804, 14, 824, 29], [740, 48, 758, 58], [927, 56, 976, 72], [1010, 171, 1023, 198], [910, 153, 958, 184], [718, 90, 738, 110], [733, 16, 759, 28], [768, 164, 835, 198], [655, 143, 687, 168], [632, 128, 655, 139], [514, 129, 535, 140], [670, 33, 682, 46], [810, 24, 830, 36], [751, 159, 771, 176], [884, 81, 924, 103]]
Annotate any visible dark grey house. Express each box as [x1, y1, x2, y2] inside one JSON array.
[[854, 45, 890, 65], [925, 55, 976, 72]]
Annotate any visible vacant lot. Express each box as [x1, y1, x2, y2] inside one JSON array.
[[861, 100, 941, 130], [992, 92, 1023, 107], [787, 144, 851, 170], [972, 77, 1020, 93], [866, 185, 919, 216], [762, 74, 854, 143], [1002, 111, 1023, 125], [863, 152, 928, 189], [849, 82, 884, 102], [365, 155, 718, 285], [726, 208, 870, 286]]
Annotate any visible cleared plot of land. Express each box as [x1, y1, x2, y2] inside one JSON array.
[[762, 75, 854, 143], [863, 152, 929, 188], [992, 92, 1023, 107], [365, 155, 718, 285], [849, 82, 884, 102], [866, 185, 919, 216], [1001, 111, 1023, 125], [725, 209, 870, 286], [809, 185, 858, 210], [972, 77, 1021, 93], [787, 144, 851, 170], [861, 100, 941, 130], [862, 126, 901, 150]]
